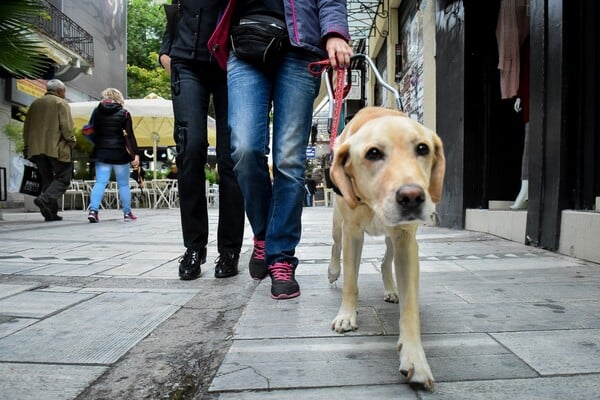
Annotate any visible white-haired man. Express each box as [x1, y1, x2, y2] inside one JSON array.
[[23, 79, 76, 221]]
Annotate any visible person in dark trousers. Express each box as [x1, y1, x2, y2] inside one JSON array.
[[304, 173, 318, 207], [23, 79, 76, 222], [159, 0, 245, 280]]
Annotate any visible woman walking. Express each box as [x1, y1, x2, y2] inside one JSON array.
[[87, 88, 140, 222]]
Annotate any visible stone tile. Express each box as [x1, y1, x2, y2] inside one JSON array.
[[101, 262, 164, 276], [217, 384, 418, 399], [0, 363, 107, 400], [0, 291, 196, 364], [24, 263, 115, 277], [420, 374, 600, 400], [0, 284, 37, 299], [0, 291, 95, 318], [0, 316, 36, 339], [0, 262, 41, 274], [210, 333, 536, 392], [492, 329, 600, 375]]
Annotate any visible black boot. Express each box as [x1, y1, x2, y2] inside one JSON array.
[[178, 248, 206, 280], [214, 252, 239, 278]]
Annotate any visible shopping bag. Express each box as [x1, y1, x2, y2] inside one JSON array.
[[8, 156, 27, 193], [19, 163, 43, 196]]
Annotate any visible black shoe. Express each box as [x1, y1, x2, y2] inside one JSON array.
[[214, 252, 239, 278], [34, 197, 53, 220], [178, 248, 206, 280], [45, 214, 63, 222]]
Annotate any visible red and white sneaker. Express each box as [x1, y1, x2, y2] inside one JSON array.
[[124, 211, 138, 222]]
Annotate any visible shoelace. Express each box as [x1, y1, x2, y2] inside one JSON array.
[[179, 250, 198, 264], [253, 239, 265, 260], [269, 262, 293, 281]]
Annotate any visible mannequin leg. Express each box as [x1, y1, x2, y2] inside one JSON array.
[[511, 123, 529, 210], [510, 179, 528, 209]]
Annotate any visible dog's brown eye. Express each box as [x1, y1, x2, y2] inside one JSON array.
[[365, 147, 384, 161], [416, 143, 430, 156]]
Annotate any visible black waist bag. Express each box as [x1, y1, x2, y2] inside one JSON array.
[[230, 14, 289, 66]]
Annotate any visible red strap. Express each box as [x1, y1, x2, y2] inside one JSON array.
[[308, 60, 351, 150]]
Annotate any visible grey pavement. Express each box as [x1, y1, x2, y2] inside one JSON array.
[[0, 206, 599, 400]]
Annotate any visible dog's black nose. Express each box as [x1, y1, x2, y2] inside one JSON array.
[[396, 184, 425, 210]]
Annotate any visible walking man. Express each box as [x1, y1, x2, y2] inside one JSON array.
[[23, 79, 76, 221]]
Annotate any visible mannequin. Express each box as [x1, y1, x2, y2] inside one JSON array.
[[510, 98, 529, 209], [496, 0, 529, 209]]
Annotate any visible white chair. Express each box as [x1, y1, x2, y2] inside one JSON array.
[[168, 179, 179, 208], [103, 181, 120, 209], [61, 180, 87, 210], [206, 183, 219, 208], [130, 179, 152, 208], [151, 179, 172, 209]]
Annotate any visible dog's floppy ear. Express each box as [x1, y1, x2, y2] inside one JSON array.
[[429, 133, 446, 204], [330, 142, 360, 209]]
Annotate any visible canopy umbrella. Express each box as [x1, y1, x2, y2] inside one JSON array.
[[69, 93, 216, 178]]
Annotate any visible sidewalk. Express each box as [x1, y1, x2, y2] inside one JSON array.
[[0, 207, 599, 399]]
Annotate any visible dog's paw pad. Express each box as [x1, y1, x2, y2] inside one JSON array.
[[384, 292, 399, 303]]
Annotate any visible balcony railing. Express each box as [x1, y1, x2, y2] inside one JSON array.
[[29, 0, 94, 65]]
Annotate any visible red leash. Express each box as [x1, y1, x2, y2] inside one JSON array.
[[308, 60, 351, 150]]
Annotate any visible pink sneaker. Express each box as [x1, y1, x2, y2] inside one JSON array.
[[124, 211, 137, 222], [268, 261, 300, 299], [249, 237, 267, 280]]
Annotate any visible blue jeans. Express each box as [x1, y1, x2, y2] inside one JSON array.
[[228, 50, 321, 266], [89, 162, 132, 213]]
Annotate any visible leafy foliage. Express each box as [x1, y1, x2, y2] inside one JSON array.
[[0, 0, 51, 78], [2, 121, 25, 154], [127, 52, 171, 99], [127, 0, 166, 70]]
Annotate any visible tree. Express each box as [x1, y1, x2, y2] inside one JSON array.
[[0, 0, 51, 78], [127, 0, 165, 70], [127, 52, 171, 99], [127, 0, 170, 98]]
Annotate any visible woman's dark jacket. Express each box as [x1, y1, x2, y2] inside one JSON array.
[[91, 100, 138, 164], [159, 0, 225, 65]]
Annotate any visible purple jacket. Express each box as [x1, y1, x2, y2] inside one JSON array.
[[208, 0, 351, 70]]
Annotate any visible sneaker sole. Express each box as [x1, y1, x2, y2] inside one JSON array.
[[271, 290, 301, 300], [88, 217, 98, 223]]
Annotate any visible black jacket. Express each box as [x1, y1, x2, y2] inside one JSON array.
[[91, 100, 138, 164], [159, 0, 224, 64]]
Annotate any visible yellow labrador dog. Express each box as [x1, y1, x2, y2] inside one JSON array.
[[327, 106, 445, 389]]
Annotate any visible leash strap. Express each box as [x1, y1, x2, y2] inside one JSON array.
[[308, 60, 351, 150]]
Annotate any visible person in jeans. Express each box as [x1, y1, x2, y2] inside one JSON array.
[[226, 0, 353, 299], [23, 79, 76, 222], [159, 0, 245, 280], [87, 88, 140, 222]]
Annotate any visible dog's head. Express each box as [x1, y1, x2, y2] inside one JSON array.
[[330, 107, 445, 225]]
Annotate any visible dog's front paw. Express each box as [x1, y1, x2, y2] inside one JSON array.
[[384, 291, 399, 303], [328, 261, 341, 283], [331, 312, 357, 333], [398, 341, 434, 390]]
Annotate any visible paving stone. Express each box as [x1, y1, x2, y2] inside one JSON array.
[[210, 333, 536, 393], [492, 329, 600, 375], [0, 291, 196, 364], [0, 284, 37, 299], [0, 290, 95, 318], [0, 363, 107, 400], [0, 316, 36, 339], [217, 383, 418, 400], [419, 374, 600, 400]]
